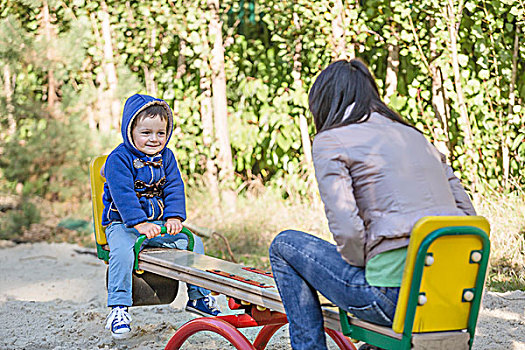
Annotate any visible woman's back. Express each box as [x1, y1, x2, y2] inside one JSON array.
[[313, 112, 469, 264]]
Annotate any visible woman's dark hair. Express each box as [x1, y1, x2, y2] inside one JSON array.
[[308, 59, 416, 133]]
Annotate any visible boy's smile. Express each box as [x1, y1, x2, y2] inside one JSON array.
[[132, 115, 168, 155]]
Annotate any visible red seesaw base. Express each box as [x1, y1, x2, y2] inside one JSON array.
[[165, 306, 356, 350]]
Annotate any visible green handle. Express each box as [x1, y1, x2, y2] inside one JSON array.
[[133, 225, 195, 271], [134, 234, 147, 271], [181, 227, 195, 252]]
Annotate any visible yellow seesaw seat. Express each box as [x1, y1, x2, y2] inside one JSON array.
[[393, 216, 490, 334], [89, 155, 108, 248], [340, 216, 490, 350]]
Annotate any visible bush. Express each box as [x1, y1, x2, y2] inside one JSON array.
[[0, 199, 41, 239], [0, 117, 93, 201]]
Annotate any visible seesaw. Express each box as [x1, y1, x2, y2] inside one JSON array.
[[90, 155, 353, 349], [91, 155, 491, 349]]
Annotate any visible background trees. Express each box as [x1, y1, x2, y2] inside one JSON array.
[[0, 0, 523, 203]]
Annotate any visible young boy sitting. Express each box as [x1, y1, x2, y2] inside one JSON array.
[[101, 94, 220, 339]]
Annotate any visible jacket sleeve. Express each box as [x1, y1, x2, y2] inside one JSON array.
[[162, 149, 187, 221], [105, 153, 149, 227], [440, 153, 477, 216], [313, 132, 366, 267]]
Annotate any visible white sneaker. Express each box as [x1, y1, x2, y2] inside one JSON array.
[[105, 306, 132, 339]]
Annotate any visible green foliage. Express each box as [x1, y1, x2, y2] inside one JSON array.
[[488, 261, 525, 292], [0, 199, 41, 238], [0, 117, 92, 200], [0, 0, 524, 203], [0, 0, 523, 288]]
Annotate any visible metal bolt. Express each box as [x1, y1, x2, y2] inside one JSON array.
[[471, 251, 482, 263], [425, 254, 435, 266], [463, 290, 475, 302]]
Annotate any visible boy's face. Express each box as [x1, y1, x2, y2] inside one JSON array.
[[132, 115, 168, 155]]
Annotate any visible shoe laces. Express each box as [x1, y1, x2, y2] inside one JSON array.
[[204, 296, 220, 312], [105, 307, 132, 330]]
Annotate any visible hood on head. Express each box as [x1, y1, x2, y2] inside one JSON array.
[[121, 94, 174, 156]]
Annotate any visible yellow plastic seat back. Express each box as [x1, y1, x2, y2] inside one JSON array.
[[89, 155, 108, 246], [392, 216, 490, 334]]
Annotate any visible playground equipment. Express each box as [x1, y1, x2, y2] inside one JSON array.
[[90, 155, 353, 349], [90, 155, 490, 349], [339, 216, 490, 350]]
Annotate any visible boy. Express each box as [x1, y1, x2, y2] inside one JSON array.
[[101, 94, 220, 339]]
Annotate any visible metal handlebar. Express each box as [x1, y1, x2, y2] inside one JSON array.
[[133, 225, 196, 271]]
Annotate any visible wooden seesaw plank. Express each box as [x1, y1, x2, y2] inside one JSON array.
[[138, 248, 344, 331], [139, 248, 468, 344]]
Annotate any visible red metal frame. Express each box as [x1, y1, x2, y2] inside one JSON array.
[[164, 317, 255, 350], [165, 306, 357, 350]]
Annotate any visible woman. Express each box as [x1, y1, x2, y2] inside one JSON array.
[[269, 59, 476, 350]]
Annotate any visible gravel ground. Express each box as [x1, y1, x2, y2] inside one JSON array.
[[0, 242, 523, 350]]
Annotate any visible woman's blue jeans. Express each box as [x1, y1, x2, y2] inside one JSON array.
[[105, 221, 210, 307], [269, 230, 400, 350]]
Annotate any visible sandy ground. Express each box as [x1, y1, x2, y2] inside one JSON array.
[[0, 242, 523, 350]]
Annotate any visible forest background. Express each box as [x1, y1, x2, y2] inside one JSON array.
[[0, 0, 523, 292]]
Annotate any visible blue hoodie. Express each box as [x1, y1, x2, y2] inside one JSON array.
[[101, 94, 186, 227]]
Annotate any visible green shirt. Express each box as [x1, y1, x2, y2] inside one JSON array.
[[365, 247, 408, 287]]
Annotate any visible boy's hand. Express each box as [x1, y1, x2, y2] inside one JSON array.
[[165, 218, 183, 235], [134, 222, 162, 239]]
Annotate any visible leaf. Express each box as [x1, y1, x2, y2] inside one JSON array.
[[457, 54, 469, 67], [510, 6, 521, 16], [511, 133, 524, 151], [389, 95, 407, 110], [479, 69, 490, 79], [465, 2, 477, 12], [276, 131, 291, 152]]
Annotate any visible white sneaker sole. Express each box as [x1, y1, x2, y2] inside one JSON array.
[[111, 330, 132, 340], [185, 305, 220, 317]]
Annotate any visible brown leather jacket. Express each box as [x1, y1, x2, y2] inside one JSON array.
[[313, 112, 476, 267]]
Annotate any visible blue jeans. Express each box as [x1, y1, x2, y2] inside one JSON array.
[[105, 221, 210, 307], [269, 230, 399, 350]]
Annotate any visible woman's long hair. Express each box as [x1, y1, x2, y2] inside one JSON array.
[[308, 59, 416, 134]]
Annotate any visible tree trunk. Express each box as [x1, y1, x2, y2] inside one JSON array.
[[293, 13, 317, 203], [41, 0, 58, 116], [503, 25, 519, 188], [445, 0, 478, 192], [144, 66, 156, 96], [89, 12, 110, 132], [86, 105, 98, 131], [144, 26, 158, 96], [208, 0, 235, 208], [292, 13, 312, 165], [429, 18, 451, 158], [199, 28, 220, 205], [343, 0, 357, 59], [100, 0, 120, 130], [175, 39, 187, 80], [170, 39, 187, 119], [446, 1, 473, 144], [331, 0, 347, 60], [384, 22, 399, 105], [2, 64, 16, 137]]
